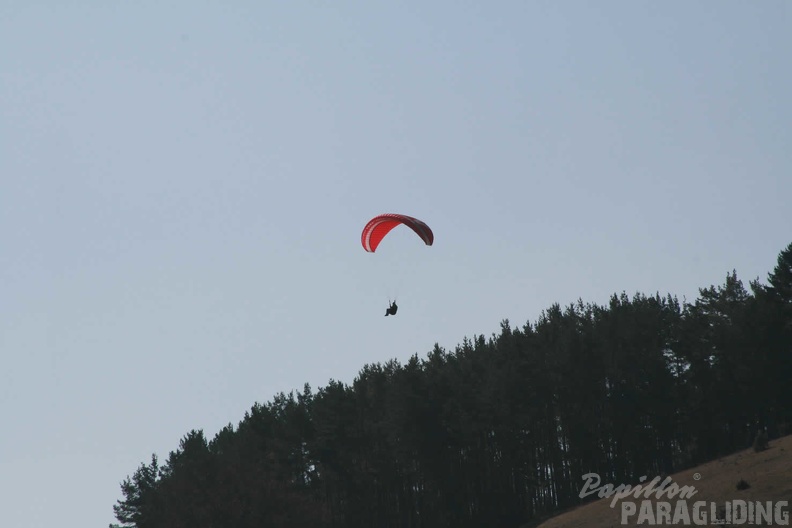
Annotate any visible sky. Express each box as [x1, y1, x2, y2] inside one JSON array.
[[1, 2, 790, 526]]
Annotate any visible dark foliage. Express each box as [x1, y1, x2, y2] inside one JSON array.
[[753, 429, 769, 452], [112, 242, 792, 528]]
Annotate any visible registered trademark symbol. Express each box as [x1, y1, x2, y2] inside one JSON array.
[[693, 473, 701, 480]]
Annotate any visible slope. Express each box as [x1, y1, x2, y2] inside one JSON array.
[[536, 434, 792, 527]]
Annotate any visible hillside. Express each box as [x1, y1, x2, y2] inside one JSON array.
[[110, 242, 792, 527], [536, 434, 792, 527]]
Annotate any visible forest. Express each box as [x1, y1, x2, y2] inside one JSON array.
[[111, 242, 792, 528]]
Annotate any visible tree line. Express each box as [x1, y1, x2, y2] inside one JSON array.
[[111, 242, 792, 528]]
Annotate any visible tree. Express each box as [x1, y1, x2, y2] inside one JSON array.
[[766, 242, 792, 305], [111, 455, 160, 528]]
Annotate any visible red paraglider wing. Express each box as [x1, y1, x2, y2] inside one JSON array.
[[361, 214, 434, 253]]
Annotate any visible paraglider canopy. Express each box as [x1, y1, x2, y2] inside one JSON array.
[[361, 214, 434, 253]]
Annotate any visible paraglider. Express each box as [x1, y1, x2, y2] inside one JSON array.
[[361, 213, 433, 253], [362, 214, 433, 316]]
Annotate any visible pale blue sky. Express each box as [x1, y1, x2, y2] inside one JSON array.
[[1, 2, 790, 527]]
